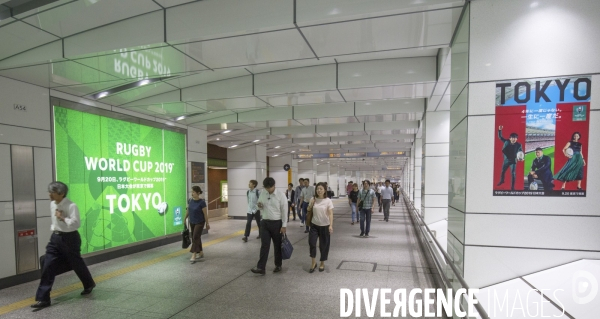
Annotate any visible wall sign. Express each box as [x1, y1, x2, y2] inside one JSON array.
[[54, 106, 187, 254], [493, 76, 590, 197], [191, 161, 205, 183], [283, 164, 290, 171]]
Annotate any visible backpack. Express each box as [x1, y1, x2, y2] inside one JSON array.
[[246, 189, 259, 198]]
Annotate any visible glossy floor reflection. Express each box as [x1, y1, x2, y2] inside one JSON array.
[[0, 199, 438, 318]]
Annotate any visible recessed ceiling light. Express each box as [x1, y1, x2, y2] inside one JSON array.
[[229, 145, 238, 148], [97, 92, 108, 98], [291, 151, 295, 153], [216, 138, 220, 141], [175, 115, 186, 121], [139, 79, 151, 86], [253, 139, 260, 142], [273, 154, 278, 157], [222, 130, 232, 134], [275, 146, 280, 149]]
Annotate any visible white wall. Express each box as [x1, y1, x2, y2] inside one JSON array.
[[0, 76, 51, 279], [269, 155, 297, 190], [462, 0, 600, 288], [227, 145, 266, 218], [316, 162, 329, 184]]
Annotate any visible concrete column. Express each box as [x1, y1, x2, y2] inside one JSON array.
[[413, 139, 423, 213], [316, 162, 329, 184], [227, 145, 266, 218], [421, 111, 450, 251], [338, 168, 347, 196], [329, 165, 339, 198], [269, 155, 297, 190], [298, 159, 316, 185]]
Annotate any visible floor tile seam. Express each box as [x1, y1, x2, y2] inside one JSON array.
[[0, 226, 258, 317]]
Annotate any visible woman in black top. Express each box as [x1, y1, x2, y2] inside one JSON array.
[[348, 183, 359, 225], [184, 186, 209, 263]]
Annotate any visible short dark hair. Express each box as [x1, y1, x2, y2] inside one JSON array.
[[363, 180, 371, 186], [263, 177, 275, 188], [385, 179, 390, 183], [535, 147, 543, 152], [348, 181, 353, 183], [250, 180, 258, 187], [509, 133, 518, 138], [298, 178, 304, 182], [192, 186, 203, 194], [288, 183, 293, 187], [305, 178, 309, 182]]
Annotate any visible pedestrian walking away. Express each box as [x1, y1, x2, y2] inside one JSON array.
[[381, 180, 394, 222], [286, 183, 296, 221], [299, 178, 315, 233]]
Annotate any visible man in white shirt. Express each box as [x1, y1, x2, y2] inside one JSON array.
[[251, 177, 288, 275], [300, 178, 315, 233], [243, 180, 261, 242], [32, 182, 96, 308], [381, 180, 394, 222]]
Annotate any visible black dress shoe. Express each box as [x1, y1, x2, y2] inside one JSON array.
[[242, 236, 248, 242], [256, 235, 261, 239], [319, 266, 325, 272], [31, 301, 51, 308], [81, 284, 96, 295], [273, 266, 282, 273], [251, 267, 265, 275], [309, 264, 317, 273]]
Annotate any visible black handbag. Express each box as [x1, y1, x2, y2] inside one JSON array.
[[357, 190, 368, 210], [281, 234, 293, 260], [182, 227, 191, 249]]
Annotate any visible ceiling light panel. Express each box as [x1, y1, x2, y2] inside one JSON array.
[[174, 29, 314, 69], [259, 90, 344, 106], [299, 8, 459, 57], [0, 21, 58, 61], [339, 57, 436, 89], [64, 10, 165, 58], [254, 64, 336, 96], [295, 0, 462, 26], [72, 45, 208, 80], [182, 75, 252, 101], [166, 0, 294, 44], [340, 82, 435, 101], [21, 0, 160, 38]]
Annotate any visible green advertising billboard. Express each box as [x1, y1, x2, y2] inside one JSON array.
[[54, 106, 187, 254]]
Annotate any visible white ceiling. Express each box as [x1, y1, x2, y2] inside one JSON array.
[[0, 0, 464, 173]]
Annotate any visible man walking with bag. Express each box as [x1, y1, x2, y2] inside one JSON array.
[[381, 180, 394, 222], [251, 177, 288, 275], [32, 182, 95, 308]]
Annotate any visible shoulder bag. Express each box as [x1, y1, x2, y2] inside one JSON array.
[[306, 198, 315, 226], [357, 190, 368, 210]]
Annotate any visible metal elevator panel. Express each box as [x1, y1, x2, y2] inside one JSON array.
[[11, 145, 38, 274]]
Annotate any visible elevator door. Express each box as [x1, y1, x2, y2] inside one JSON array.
[[11, 145, 38, 274]]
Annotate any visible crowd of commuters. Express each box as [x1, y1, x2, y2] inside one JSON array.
[[33, 176, 401, 308]]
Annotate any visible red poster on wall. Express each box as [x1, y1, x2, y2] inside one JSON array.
[[493, 76, 590, 197]]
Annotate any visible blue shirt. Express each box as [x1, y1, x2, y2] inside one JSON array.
[[188, 199, 207, 224]]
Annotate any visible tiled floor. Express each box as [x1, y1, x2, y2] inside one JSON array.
[[0, 199, 438, 318]]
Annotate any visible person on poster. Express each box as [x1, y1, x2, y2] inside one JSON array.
[[528, 147, 554, 192], [496, 126, 524, 190], [554, 132, 586, 190]]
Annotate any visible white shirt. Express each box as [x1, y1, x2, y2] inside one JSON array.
[[301, 186, 315, 203], [381, 186, 394, 200], [311, 198, 334, 226], [50, 198, 81, 232], [257, 188, 288, 227], [377, 185, 384, 194]]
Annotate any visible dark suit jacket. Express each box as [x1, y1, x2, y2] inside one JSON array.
[[286, 189, 295, 203], [531, 155, 553, 184]]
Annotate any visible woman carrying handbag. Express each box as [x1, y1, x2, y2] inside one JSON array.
[[306, 182, 334, 273], [185, 186, 210, 263]]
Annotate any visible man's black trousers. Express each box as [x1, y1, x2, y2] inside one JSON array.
[[257, 220, 283, 270], [36, 231, 95, 302]]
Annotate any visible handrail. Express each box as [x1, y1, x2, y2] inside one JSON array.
[[402, 191, 489, 319], [207, 196, 223, 206]]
